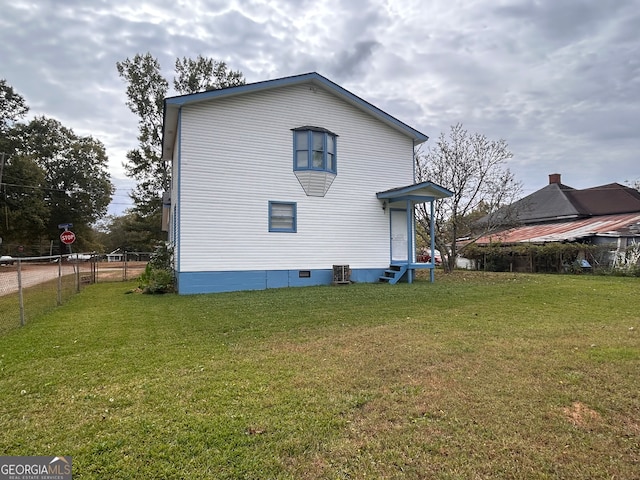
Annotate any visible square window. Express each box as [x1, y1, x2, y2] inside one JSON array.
[[269, 201, 297, 233]]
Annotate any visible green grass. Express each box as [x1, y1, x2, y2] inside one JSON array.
[[0, 272, 638, 479]]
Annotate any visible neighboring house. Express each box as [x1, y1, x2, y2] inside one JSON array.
[[162, 72, 452, 294], [472, 173, 640, 267], [106, 249, 123, 262]]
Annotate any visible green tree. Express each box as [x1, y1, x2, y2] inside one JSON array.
[[11, 117, 114, 250], [116, 53, 245, 218], [415, 123, 521, 272], [1, 79, 47, 252], [94, 210, 163, 253], [116, 53, 168, 214], [1, 81, 113, 253], [174, 55, 245, 93], [0, 79, 28, 134], [0, 155, 49, 249], [0, 78, 30, 197]]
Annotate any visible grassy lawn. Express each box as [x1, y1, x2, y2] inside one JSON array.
[[0, 272, 638, 479]]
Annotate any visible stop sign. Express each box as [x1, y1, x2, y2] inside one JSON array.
[[60, 230, 76, 245]]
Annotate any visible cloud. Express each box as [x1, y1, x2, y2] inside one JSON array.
[[1, 0, 639, 205], [326, 40, 382, 80]]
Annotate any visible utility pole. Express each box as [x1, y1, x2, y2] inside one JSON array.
[[0, 152, 4, 231], [0, 153, 7, 230], [0, 152, 5, 186]]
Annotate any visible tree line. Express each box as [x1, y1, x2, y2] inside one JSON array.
[[0, 79, 113, 256]]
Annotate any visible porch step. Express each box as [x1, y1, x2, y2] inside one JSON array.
[[378, 265, 408, 285]]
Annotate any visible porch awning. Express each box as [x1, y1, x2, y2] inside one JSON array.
[[376, 181, 452, 207]]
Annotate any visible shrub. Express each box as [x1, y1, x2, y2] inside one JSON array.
[[138, 243, 175, 294], [462, 242, 608, 273]]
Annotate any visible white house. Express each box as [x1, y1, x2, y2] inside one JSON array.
[[106, 249, 123, 262], [162, 72, 451, 294]]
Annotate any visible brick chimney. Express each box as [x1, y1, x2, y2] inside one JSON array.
[[549, 173, 561, 185]]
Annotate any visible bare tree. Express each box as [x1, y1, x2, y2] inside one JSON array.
[[415, 123, 521, 272], [627, 179, 640, 192]]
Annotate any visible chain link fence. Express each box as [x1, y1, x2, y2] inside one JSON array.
[[0, 252, 149, 335]]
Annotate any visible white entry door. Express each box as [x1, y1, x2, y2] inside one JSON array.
[[391, 209, 408, 262]]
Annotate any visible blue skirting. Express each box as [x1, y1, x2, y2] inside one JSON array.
[[176, 268, 385, 294]]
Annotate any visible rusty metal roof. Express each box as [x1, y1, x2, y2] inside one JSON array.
[[476, 212, 640, 244]]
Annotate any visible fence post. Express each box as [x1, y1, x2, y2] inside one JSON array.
[[57, 255, 62, 305], [124, 251, 128, 281], [17, 259, 25, 327]]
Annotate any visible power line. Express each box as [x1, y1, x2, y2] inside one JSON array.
[[1, 182, 67, 192], [0, 182, 135, 195]]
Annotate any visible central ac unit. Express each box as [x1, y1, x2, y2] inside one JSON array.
[[333, 265, 350, 284]]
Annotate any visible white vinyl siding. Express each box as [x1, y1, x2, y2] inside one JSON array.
[[177, 83, 414, 272]]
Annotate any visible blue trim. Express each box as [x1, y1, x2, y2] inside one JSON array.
[[393, 262, 437, 270], [268, 201, 297, 232], [176, 268, 388, 294], [292, 130, 297, 171], [388, 207, 401, 262], [377, 181, 453, 199], [385, 195, 441, 285], [390, 194, 438, 203], [334, 136, 338, 174], [175, 108, 182, 275], [430, 200, 436, 283], [406, 199, 414, 266]]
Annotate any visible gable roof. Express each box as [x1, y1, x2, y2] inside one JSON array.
[[162, 72, 428, 161], [377, 181, 453, 204]]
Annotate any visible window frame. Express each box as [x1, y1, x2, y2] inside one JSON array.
[[293, 127, 337, 174], [268, 201, 297, 233]]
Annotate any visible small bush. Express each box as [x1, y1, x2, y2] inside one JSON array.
[[138, 243, 175, 294]]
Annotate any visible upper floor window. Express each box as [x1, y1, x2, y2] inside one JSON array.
[[293, 127, 337, 174]]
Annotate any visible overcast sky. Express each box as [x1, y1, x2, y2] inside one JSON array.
[[2, 0, 639, 215]]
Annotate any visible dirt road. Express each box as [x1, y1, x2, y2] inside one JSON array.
[[0, 263, 78, 296], [0, 262, 146, 297]]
